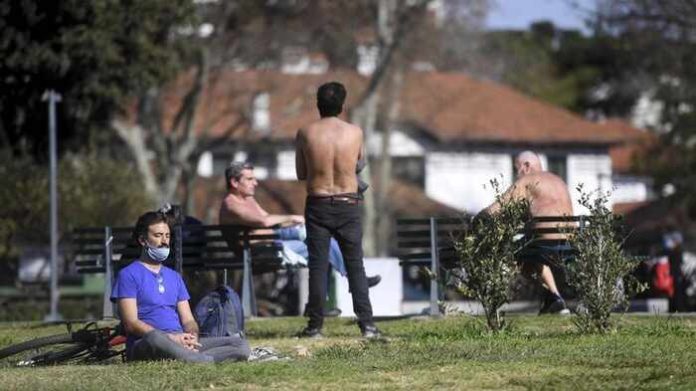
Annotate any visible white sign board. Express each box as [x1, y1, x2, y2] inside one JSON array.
[[335, 257, 403, 317]]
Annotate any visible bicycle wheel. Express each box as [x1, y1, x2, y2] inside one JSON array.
[[0, 333, 90, 367]]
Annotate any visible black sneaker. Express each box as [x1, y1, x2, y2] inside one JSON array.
[[367, 275, 382, 288], [297, 327, 324, 339], [539, 294, 570, 315], [361, 324, 382, 339]]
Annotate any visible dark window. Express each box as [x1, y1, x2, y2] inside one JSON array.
[[213, 154, 231, 177], [391, 156, 425, 188], [547, 155, 567, 182]]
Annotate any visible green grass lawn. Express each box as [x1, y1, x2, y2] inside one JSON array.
[[1, 314, 695, 390]]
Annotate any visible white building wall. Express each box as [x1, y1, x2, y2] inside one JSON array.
[[566, 153, 613, 214], [276, 150, 297, 180], [196, 151, 214, 178], [366, 130, 425, 157], [612, 176, 650, 204], [425, 152, 513, 213]]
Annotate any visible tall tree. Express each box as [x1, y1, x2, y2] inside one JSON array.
[[0, 0, 196, 158], [597, 0, 696, 207], [347, 0, 435, 256]]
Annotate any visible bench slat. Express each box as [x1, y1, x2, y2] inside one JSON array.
[[531, 216, 584, 223], [77, 267, 106, 274], [523, 228, 578, 234], [396, 218, 465, 226], [397, 240, 435, 249], [396, 229, 465, 238]]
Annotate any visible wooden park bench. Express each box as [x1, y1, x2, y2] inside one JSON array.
[[69, 221, 284, 319], [396, 215, 590, 316]]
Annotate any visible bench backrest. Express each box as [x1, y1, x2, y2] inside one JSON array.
[[395, 215, 591, 266], [396, 217, 468, 269], [176, 224, 282, 273], [70, 224, 282, 275]]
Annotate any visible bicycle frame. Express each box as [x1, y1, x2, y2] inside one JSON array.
[[0, 322, 126, 367]]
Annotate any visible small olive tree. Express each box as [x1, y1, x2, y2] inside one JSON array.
[[452, 179, 530, 332], [566, 186, 646, 333]]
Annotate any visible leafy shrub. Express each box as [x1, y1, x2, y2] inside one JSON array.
[[566, 186, 646, 333], [451, 179, 531, 332]]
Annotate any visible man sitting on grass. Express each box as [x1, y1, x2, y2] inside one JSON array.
[[111, 210, 251, 362]]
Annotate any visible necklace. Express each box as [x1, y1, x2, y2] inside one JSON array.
[[156, 273, 165, 294]]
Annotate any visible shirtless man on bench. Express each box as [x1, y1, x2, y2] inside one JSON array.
[[483, 150, 573, 315]]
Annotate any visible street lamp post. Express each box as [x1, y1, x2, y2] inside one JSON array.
[[43, 90, 62, 322]]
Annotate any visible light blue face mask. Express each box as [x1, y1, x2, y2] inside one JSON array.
[[145, 242, 170, 263]]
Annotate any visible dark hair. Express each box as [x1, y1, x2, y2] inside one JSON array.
[[132, 211, 170, 248], [317, 82, 346, 117], [225, 161, 254, 190]]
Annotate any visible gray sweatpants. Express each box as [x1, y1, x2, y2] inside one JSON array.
[[128, 330, 251, 363]]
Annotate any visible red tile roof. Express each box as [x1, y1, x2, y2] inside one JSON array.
[[601, 119, 657, 174], [159, 69, 628, 145], [399, 72, 625, 144]]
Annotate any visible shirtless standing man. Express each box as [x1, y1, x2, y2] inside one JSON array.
[[295, 81, 380, 338], [218, 162, 381, 315], [483, 150, 572, 314]]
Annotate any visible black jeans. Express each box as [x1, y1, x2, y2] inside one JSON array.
[[304, 195, 374, 330]]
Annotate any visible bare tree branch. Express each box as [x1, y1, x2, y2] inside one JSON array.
[[111, 119, 159, 201], [354, 0, 432, 108]]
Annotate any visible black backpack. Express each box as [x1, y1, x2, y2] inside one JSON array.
[[194, 285, 245, 337]]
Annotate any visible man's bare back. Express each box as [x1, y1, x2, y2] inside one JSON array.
[[516, 171, 573, 217], [484, 152, 574, 239], [515, 171, 574, 239], [296, 117, 362, 196]]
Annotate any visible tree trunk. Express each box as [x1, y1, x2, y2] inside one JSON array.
[[376, 67, 403, 256], [111, 120, 160, 205], [352, 92, 381, 256]]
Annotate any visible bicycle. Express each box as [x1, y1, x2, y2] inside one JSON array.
[[0, 322, 126, 367]]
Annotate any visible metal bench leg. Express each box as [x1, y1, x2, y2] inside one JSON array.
[[102, 227, 114, 319], [430, 217, 441, 317], [242, 248, 257, 317]]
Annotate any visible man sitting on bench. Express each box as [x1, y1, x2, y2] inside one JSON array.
[[218, 163, 381, 298], [482, 150, 572, 315], [111, 210, 251, 362]]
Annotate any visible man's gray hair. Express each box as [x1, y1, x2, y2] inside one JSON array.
[[225, 161, 254, 187]]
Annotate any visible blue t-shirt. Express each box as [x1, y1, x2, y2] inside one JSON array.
[[111, 261, 190, 349]]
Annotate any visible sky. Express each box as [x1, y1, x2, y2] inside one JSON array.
[[486, 0, 597, 32]]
